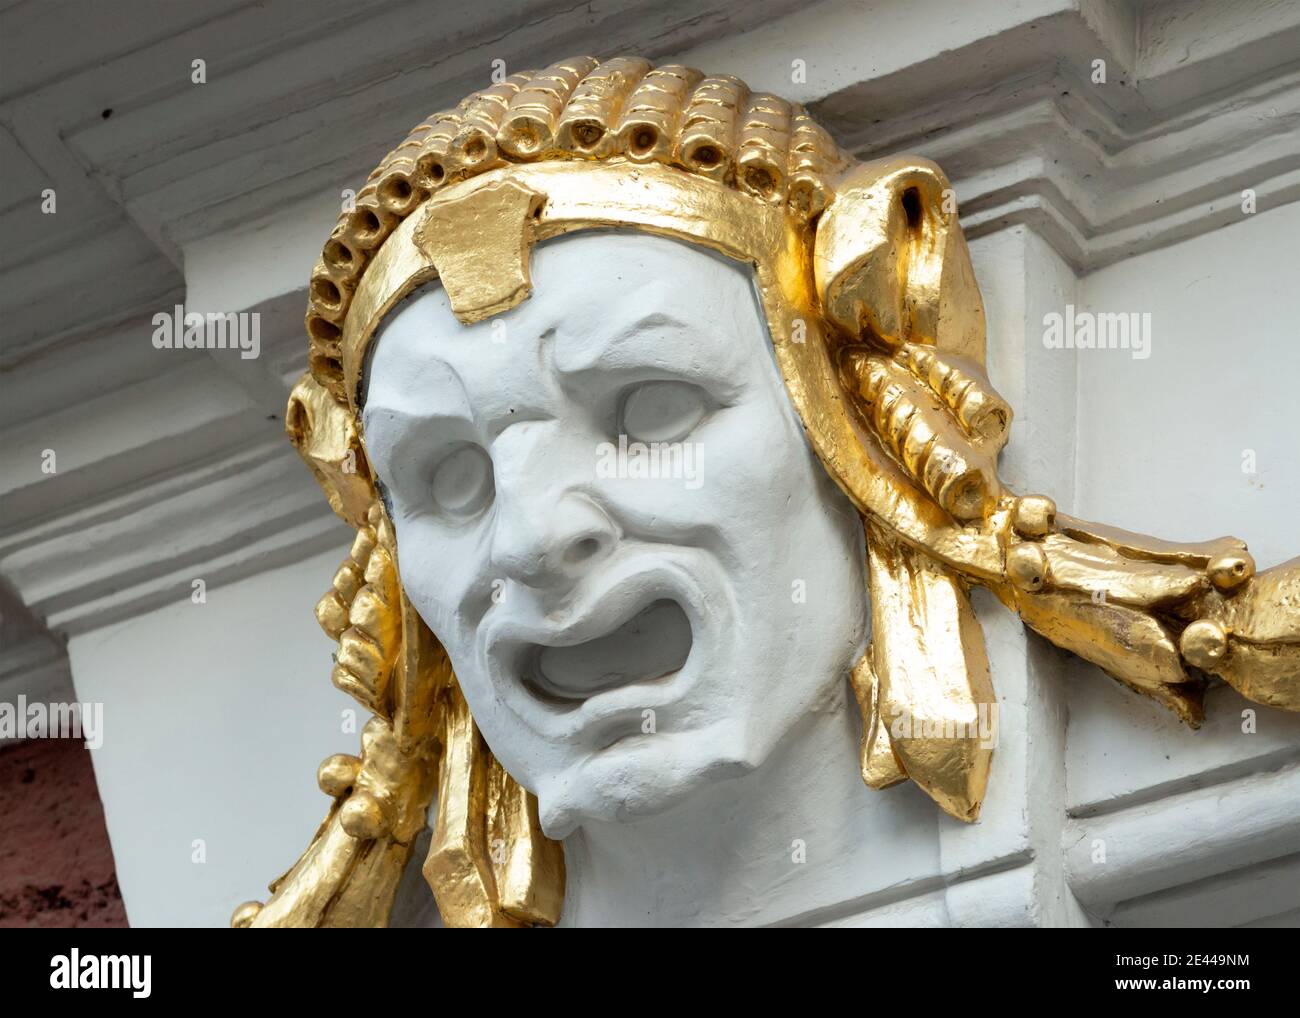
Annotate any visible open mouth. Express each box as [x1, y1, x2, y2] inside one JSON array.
[[521, 599, 693, 705]]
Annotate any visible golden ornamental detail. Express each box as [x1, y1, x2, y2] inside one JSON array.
[[237, 55, 1300, 929]]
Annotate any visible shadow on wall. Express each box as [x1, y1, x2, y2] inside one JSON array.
[[0, 738, 126, 927]]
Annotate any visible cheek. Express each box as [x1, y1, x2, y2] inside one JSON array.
[[390, 519, 493, 649]]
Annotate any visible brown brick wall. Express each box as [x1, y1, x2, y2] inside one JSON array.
[[0, 737, 127, 927]]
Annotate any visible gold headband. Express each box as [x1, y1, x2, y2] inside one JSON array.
[[305, 56, 850, 405], [339, 160, 792, 411]]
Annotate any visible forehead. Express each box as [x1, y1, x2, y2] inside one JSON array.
[[363, 232, 770, 412]]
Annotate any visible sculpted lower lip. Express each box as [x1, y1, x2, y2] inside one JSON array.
[[522, 598, 693, 704]]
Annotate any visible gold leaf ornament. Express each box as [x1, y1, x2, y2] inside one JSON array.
[[237, 55, 1300, 928]]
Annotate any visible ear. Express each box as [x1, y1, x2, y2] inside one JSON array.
[[286, 372, 378, 528], [814, 156, 987, 366]]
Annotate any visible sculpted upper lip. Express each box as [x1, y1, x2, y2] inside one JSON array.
[[489, 566, 674, 648]]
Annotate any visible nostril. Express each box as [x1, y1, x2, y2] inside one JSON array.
[[565, 537, 601, 566]]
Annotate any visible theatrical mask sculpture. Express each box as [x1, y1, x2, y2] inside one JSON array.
[[232, 56, 1300, 928]]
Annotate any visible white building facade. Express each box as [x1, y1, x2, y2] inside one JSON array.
[[1, 0, 1298, 927]]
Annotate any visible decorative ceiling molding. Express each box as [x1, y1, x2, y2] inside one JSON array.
[[838, 62, 1300, 271], [1, 437, 350, 636], [0, 293, 344, 638], [0, 577, 73, 721], [0, 0, 810, 356]]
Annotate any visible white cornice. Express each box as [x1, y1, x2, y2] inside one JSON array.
[[1065, 763, 1300, 925]]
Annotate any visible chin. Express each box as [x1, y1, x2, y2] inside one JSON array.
[[533, 724, 765, 839]]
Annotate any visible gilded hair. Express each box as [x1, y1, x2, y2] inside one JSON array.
[[304, 56, 849, 404]]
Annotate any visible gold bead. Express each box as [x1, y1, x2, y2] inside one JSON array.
[[1207, 551, 1255, 593], [314, 592, 349, 640], [317, 753, 362, 797], [230, 901, 263, 928], [341, 791, 390, 840], [1012, 495, 1056, 539], [1180, 620, 1229, 670], [1007, 543, 1048, 592]]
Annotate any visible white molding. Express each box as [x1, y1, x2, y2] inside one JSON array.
[[1, 436, 350, 636], [1064, 763, 1300, 922]]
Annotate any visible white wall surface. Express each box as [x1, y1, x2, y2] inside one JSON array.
[[1074, 201, 1300, 572], [1067, 200, 1300, 796], [67, 545, 352, 928], [1063, 201, 1300, 926]]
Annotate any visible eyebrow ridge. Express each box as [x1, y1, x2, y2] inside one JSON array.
[[554, 310, 701, 376]]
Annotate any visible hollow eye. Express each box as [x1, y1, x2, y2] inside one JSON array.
[[430, 443, 494, 517], [620, 381, 709, 444]]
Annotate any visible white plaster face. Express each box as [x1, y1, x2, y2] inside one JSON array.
[[363, 232, 866, 837]]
